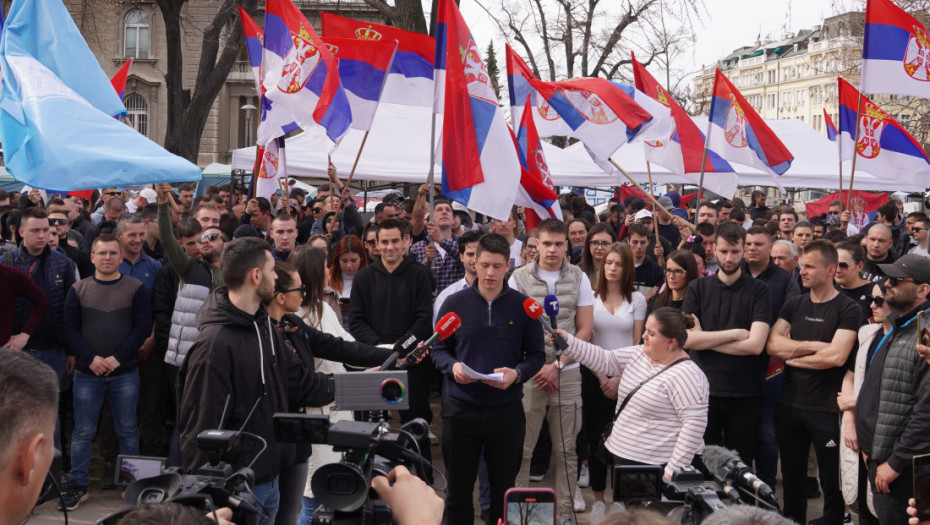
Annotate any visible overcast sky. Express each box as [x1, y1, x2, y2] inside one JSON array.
[[457, 0, 849, 86]]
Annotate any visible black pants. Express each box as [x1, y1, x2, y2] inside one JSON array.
[[581, 366, 616, 493], [441, 396, 525, 525], [400, 358, 433, 466], [775, 404, 844, 525], [704, 395, 762, 469], [866, 458, 912, 524], [138, 346, 169, 456]]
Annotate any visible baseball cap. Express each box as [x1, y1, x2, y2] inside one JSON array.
[[634, 209, 653, 221], [290, 188, 307, 197], [138, 188, 157, 203], [657, 196, 674, 211], [878, 254, 930, 285], [383, 191, 405, 204]]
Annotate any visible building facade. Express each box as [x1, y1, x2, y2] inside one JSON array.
[[64, 0, 384, 167]]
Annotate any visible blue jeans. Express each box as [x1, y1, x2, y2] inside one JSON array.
[[253, 476, 281, 525], [27, 349, 66, 450], [70, 370, 139, 487], [297, 497, 319, 525]]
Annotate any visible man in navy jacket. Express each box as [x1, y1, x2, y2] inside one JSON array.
[[432, 233, 545, 525]]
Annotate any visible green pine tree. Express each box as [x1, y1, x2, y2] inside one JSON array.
[[485, 41, 502, 101]]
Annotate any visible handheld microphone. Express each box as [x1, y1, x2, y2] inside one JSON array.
[[523, 298, 568, 351], [400, 312, 461, 369], [379, 332, 420, 371], [702, 445, 778, 507], [543, 294, 560, 332]]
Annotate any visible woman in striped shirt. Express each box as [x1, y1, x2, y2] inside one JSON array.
[[555, 308, 710, 480]]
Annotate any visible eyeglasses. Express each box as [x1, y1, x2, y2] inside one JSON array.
[[365, 239, 378, 246], [912, 227, 928, 232], [312, 208, 323, 213], [103, 191, 120, 197], [48, 218, 69, 226], [198, 232, 221, 244], [281, 285, 306, 295], [887, 276, 915, 287], [871, 296, 885, 307], [590, 241, 612, 248], [665, 268, 686, 276], [524, 244, 539, 252], [93, 250, 120, 258], [827, 211, 841, 215], [837, 262, 849, 269]]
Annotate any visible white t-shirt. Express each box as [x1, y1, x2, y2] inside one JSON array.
[[592, 292, 647, 349], [536, 268, 595, 307], [340, 274, 354, 299], [434, 277, 470, 325], [510, 238, 524, 268]]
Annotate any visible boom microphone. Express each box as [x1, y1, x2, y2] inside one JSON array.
[[543, 294, 560, 331], [702, 445, 778, 508], [523, 298, 568, 352], [379, 332, 420, 371], [400, 312, 461, 369]]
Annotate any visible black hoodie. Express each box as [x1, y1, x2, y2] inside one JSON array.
[[348, 255, 434, 345], [178, 287, 329, 484]]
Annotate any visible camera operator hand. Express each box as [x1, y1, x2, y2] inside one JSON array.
[[371, 465, 444, 525], [207, 507, 234, 525], [907, 498, 929, 525]]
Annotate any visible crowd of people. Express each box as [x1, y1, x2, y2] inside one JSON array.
[[2, 180, 930, 525]]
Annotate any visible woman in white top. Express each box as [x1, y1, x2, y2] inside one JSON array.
[[583, 242, 647, 520], [555, 308, 709, 502]]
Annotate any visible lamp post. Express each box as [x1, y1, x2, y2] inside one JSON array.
[[241, 103, 257, 148]]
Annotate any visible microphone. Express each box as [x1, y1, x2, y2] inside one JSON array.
[[379, 332, 420, 371], [543, 294, 559, 332], [400, 313, 461, 369], [523, 298, 568, 351], [702, 445, 778, 506]]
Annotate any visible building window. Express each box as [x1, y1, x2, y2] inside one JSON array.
[[125, 94, 148, 136], [124, 9, 150, 59]]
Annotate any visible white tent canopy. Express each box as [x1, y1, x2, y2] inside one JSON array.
[[231, 103, 924, 194]]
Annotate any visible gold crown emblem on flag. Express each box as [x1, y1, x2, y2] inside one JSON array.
[[729, 95, 746, 118], [851, 195, 866, 211], [325, 43, 339, 55], [912, 25, 930, 48], [862, 101, 887, 121], [355, 25, 383, 41], [656, 86, 670, 107]]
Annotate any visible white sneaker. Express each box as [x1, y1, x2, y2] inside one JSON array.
[[577, 463, 590, 488], [428, 431, 438, 445], [528, 472, 545, 482], [573, 486, 586, 512], [589, 501, 607, 523], [609, 501, 626, 515]]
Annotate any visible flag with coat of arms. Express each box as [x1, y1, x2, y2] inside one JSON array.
[[861, 0, 930, 99], [435, 0, 519, 220], [513, 96, 561, 231]]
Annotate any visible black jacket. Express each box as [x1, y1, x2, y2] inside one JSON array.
[[178, 288, 325, 484], [348, 255, 434, 345], [152, 262, 180, 352]]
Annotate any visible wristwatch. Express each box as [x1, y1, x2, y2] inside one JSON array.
[[554, 360, 565, 370], [514, 368, 523, 384]]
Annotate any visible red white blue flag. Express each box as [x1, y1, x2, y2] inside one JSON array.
[[322, 12, 435, 108], [253, 137, 286, 200], [514, 96, 561, 231], [527, 76, 653, 164], [237, 7, 263, 94], [631, 55, 737, 198], [862, 0, 930, 98], [259, 0, 352, 152], [109, 58, 131, 100], [435, 0, 519, 220], [837, 77, 930, 186], [322, 37, 396, 131], [824, 108, 838, 141], [707, 68, 793, 189], [505, 44, 574, 138]]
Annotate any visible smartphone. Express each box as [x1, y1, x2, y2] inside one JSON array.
[[914, 453, 930, 521], [339, 297, 350, 304], [613, 465, 663, 503], [917, 310, 930, 347], [504, 488, 556, 525]]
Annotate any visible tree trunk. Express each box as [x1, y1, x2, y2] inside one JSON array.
[[394, 0, 428, 34]]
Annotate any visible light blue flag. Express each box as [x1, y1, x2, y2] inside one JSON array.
[[0, 0, 200, 191]]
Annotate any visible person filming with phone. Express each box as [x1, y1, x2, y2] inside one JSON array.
[[551, 308, 709, 481], [854, 254, 930, 523]]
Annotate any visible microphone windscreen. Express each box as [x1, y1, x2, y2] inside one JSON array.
[[436, 312, 462, 340], [393, 333, 419, 356], [701, 445, 738, 475], [543, 294, 560, 317], [523, 298, 544, 319]]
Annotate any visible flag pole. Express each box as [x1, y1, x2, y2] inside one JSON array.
[[278, 137, 289, 215], [609, 158, 663, 211], [846, 95, 864, 211], [645, 160, 661, 241], [345, 131, 370, 190], [835, 110, 844, 201], [694, 113, 713, 226], [427, 112, 437, 212]]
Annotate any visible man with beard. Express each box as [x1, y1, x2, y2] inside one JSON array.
[[855, 254, 930, 523], [179, 238, 328, 523], [683, 221, 772, 468]]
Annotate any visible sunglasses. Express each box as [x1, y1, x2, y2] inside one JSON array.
[[48, 218, 69, 226], [837, 262, 849, 269], [827, 211, 840, 216], [312, 208, 323, 213], [887, 276, 915, 287], [365, 239, 378, 246], [871, 296, 885, 307], [198, 232, 221, 244], [103, 191, 120, 197]]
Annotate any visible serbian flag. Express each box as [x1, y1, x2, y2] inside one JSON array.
[[707, 68, 793, 189], [259, 0, 352, 151], [527, 76, 653, 164], [109, 59, 131, 100], [506, 44, 574, 138], [436, 0, 519, 220], [322, 37, 396, 131], [321, 13, 434, 108], [837, 77, 930, 186], [237, 7, 263, 94], [252, 137, 286, 200], [513, 97, 561, 231], [824, 108, 838, 141], [861, 0, 930, 98], [806, 190, 887, 231]]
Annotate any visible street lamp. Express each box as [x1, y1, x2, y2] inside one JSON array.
[[241, 103, 257, 147]]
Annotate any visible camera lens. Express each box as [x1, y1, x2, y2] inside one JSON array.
[[312, 463, 369, 512], [380, 378, 405, 404], [326, 472, 361, 495]]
